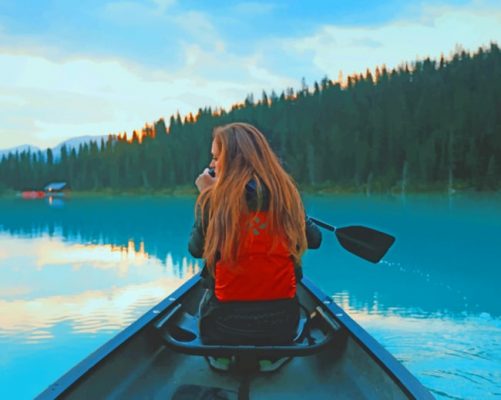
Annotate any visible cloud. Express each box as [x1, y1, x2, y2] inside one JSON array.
[[0, 34, 296, 148], [102, 0, 176, 23], [152, 0, 176, 13], [173, 11, 220, 43], [280, 2, 501, 80], [101, 2, 221, 52], [0, 2, 296, 149], [231, 2, 278, 15], [0, 286, 32, 297]]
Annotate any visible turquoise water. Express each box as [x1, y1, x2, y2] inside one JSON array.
[[0, 194, 500, 399]]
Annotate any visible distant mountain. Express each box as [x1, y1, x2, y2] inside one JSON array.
[[0, 135, 111, 160], [51, 135, 110, 159]]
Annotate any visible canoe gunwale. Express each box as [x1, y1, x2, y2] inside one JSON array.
[[301, 276, 434, 400]]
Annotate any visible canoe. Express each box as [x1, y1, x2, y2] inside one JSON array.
[[21, 191, 45, 199], [37, 274, 433, 399]]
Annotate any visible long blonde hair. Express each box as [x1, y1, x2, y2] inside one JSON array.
[[196, 122, 307, 272]]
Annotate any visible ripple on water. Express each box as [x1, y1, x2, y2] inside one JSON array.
[[351, 310, 501, 400]]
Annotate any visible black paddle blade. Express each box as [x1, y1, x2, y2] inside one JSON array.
[[335, 225, 395, 263]]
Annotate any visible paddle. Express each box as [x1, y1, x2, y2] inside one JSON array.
[[308, 217, 395, 263]]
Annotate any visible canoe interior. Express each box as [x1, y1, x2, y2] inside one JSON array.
[[50, 278, 419, 400]]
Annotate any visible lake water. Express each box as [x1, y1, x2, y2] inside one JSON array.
[[0, 194, 500, 399]]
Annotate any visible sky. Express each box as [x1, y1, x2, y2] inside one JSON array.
[[0, 0, 499, 150]]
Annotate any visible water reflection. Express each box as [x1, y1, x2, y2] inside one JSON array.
[[0, 277, 196, 343], [46, 196, 65, 208], [0, 234, 199, 299], [0, 197, 196, 268], [0, 215, 200, 345]]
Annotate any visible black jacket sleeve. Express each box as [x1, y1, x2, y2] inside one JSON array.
[[188, 212, 205, 258], [294, 216, 322, 282], [305, 216, 322, 249]]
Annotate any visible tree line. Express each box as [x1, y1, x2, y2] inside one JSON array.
[[1, 43, 500, 193]]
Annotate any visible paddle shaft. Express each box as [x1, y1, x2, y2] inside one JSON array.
[[308, 217, 335, 232]]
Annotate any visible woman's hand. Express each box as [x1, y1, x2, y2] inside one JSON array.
[[195, 168, 216, 192]]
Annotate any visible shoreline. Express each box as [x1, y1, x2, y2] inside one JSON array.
[[1, 184, 499, 199]]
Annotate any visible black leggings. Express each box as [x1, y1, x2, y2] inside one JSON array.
[[198, 290, 300, 345]]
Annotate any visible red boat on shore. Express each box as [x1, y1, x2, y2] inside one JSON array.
[[21, 191, 46, 199]]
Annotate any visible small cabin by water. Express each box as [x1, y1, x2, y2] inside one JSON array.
[[44, 182, 69, 195]]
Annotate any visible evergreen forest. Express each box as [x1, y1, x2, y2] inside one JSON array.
[[1, 43, 500, 194]]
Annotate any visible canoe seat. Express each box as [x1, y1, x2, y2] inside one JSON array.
[[156, 302, 344, 358]]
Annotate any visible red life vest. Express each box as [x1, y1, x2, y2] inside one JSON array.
[[214, 211, 296, 302]]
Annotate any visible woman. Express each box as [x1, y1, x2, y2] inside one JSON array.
[[189, 122, 321, 346]]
